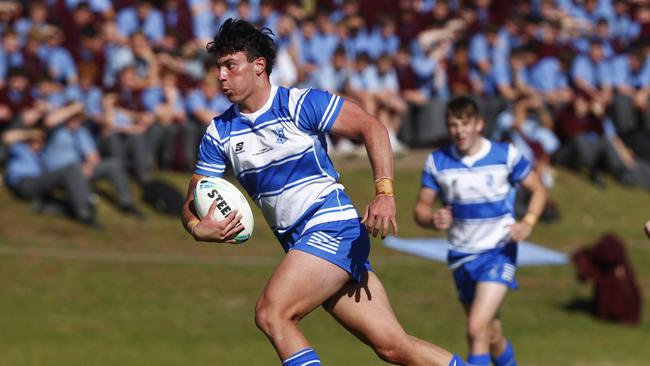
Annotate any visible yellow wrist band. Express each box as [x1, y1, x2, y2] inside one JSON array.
[[374, 177, 394, 196], [523, 213, 538, 226]]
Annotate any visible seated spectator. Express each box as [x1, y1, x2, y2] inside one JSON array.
[[393, 45, 428, 106], [555, 92, 634, 188], [39, 25, 79, 85], [41, 102, 143, 217], [142, 68, 187, 170], [493, 95, 560, 188], [100, 66, 155, 186], [0, 68, 47, 131], [0, 30, 24, 88], [116, 0, 164, 45], [571, 40, 614, 106], [2, 127, 97, 227], [529, 50, 574, 109], [185, 70, 231, 168]]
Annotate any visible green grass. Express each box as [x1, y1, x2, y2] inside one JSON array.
[[1, 153, 649, 365]]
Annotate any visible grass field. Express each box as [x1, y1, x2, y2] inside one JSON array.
[[1, 150, 649, 366]]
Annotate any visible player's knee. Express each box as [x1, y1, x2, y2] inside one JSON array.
[[371, 335, 412, 364], [467, 320, 490, 342], [254, 297, 298, 337]]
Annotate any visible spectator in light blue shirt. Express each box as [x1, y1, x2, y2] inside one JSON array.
[[192, 0, 236, 44], [2, 127, 96, 226], [116, 0, 165, 45], [185, 71, 231, 167], [529, 52, 574, 107], [0, 30, 24, 86], [571, 40, 614, 105], [367, 16, 400, 60], [309, 46, 351, 94], [41, 104, 142, 216], [611, 1, 640, 48], [142, 69, 187, 170], [611, 47, 650, 135], [13, 1, 49, 46], [38, 26, 78, 85]]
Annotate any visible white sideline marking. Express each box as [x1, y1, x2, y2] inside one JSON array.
[[0, 244, 426, 266]]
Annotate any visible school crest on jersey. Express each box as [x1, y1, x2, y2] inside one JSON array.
[[272, 127, 288, 144]]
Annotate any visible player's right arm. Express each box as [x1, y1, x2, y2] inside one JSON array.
[[414, 187, 452, 230], [182, 173, 243, 243]]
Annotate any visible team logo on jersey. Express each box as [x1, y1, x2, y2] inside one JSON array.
[[234, 141, 245, 153], [272, 127, 288, 144], [485, 174, 494, 187]]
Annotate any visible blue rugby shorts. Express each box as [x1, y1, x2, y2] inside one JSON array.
[[279, 217, 373, 283], [448, 242, 518, 304]]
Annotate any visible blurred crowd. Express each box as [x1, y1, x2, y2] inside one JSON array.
[[2, 0, 650, 226]]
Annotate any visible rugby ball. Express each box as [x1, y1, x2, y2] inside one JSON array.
[[193, 177, 254, 243]]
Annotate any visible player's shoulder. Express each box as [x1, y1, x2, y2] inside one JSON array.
[[488, 140, 512, 156], [206, 105, 238, 141]]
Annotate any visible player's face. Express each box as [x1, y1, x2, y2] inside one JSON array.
[[446, 114, 484, 155], [215, 51, 258, 104]]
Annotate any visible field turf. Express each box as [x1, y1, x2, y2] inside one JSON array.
[[1, 150, 649, 365]]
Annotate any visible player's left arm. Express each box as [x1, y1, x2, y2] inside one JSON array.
[[329, 100, 396, 238], [510, 170, 547, 242]]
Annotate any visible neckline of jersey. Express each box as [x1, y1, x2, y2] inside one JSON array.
[[237, 85, 278, 124]]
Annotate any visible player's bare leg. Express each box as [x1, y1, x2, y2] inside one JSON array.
[[326, 271, 454, 366], [254, 250, 351, 360], [464, 282, 508, 355]]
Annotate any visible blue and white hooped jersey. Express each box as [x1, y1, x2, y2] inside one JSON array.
[[421, 138, 532, 252], [195, 85, 359, 234]]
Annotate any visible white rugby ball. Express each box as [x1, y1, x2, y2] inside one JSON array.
[[193, 177, 254, 243]]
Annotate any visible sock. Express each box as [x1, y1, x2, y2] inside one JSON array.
[[282, 348, 321, 366], [493, 341, 517, 366], [449, 354, 467, 366], [467, 353, 490, 366]]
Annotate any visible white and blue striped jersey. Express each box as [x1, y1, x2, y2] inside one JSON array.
[[195, 85, 359, 234], [421, 138, 532, 252]]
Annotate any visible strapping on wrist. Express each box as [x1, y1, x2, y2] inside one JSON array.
[[374, 176, 394, 197], [522, 213, 538, 227]]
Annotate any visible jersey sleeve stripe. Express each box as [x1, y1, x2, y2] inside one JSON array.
[[319, 95, 342, 131], [292, 88, 311, 126], [318, 95, 338, 130]]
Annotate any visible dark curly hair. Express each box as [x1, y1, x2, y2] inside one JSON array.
[[206, 18, 277, 75]]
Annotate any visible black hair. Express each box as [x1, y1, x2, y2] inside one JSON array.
[[446, 96, 480, 119], [206, 18, 277, 75]]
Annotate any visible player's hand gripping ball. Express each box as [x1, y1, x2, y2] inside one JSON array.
[[194, 177, 254, 243]]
